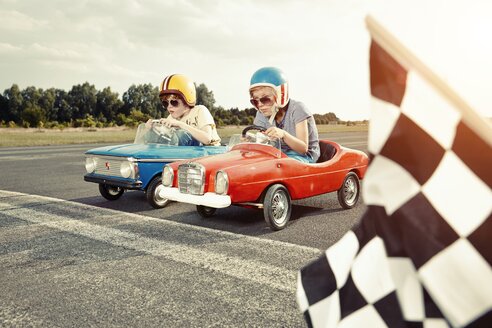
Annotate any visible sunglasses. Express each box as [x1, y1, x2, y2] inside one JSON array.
[[161, 98, 181, 109], [250, 95, 275, 108]]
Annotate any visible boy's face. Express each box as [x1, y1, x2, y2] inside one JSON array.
[[162, 95, 189, 119], [250, 87, 277, 118]]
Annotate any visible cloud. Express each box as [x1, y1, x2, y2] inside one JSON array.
[[29, 43, 85, 60], [0, 9, 47, 31], [1, 0, 490, 120], [0, 42, 21, 53], [0, 0, 375, 119]]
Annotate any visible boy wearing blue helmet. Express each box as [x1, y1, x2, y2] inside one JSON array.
[[249, 67, 320, 163]]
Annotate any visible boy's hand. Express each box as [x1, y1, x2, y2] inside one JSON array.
[[160, 118, 183, 129], [265, 127, 285, 140]]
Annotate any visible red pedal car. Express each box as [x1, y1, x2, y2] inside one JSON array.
[[159, 126, 369, 230]]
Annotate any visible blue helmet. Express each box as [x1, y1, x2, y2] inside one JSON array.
[[249, 67, 289, 107]]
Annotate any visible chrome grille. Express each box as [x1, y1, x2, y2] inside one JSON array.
[[178, 163, 205, 195], [93, 157, 125, 177]]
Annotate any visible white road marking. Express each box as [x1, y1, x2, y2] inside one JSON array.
[[0, 190, 321, 293]]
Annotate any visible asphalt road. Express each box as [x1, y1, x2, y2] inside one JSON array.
[[0, 131, 367, 327]]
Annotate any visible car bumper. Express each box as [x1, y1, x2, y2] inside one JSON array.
[[84, 174, 143, 190], [159, 187, 231, 208]]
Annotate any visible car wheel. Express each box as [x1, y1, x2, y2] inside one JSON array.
[[196, 205, 217, 218], [99, 184, 124, 201], [146, 176, 170, 209], [337, 172, 360, 209], [263, 184, 291, 231]]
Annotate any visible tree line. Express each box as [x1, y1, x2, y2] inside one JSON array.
[[0, 82, 344, 128]]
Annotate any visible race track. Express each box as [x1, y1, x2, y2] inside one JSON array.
[[0, 131, 367, 327]]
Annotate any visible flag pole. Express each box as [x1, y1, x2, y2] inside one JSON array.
[[365, 15, 492, 147]]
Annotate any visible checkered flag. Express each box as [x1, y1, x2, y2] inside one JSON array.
[[297, 16, 492, 328]]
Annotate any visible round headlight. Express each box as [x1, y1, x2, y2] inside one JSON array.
[[215, 170, 229, 195], [85, 157, 97, 173], [120, 161, 134, 178], [162, 165, 174, 187]]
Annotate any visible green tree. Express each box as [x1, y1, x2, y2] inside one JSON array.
[[21, 104, 45, 127], [127, 109, 151, 127], [196, 83, 216, 110], [3, 84, 23, 123], [313, 112, 340, 124], [240, 116, 253, 125], [68, 82, 98, 119], [230, 116, 240, 126], [21, 86, 45, 125], [244, 107, 257, 117], [53, 89, 72, 123], [40, 88, 57, 122], [122, 84, 162, 118], [96, 87, 123, 122], [0, 94, 8, 122], [21, 86, 43, 108], [115, 113, 127, 126], [214, 106, 232, 125]]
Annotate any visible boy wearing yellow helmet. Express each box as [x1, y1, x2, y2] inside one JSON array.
[[147, 74, 221, 146], [249, 67, 320, 163]]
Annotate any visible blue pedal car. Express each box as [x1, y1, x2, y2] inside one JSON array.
[[84, 121, 227, 208]]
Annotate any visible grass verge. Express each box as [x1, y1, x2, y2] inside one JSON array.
[[0, 124, 368, 147]]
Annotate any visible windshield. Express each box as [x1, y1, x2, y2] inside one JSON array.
[[134, 121, 179, 145], [228, 130, 281, 150]]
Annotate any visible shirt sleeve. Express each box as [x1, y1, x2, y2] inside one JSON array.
[[196, 105, 215, 129], [291, 101, 312, 125]]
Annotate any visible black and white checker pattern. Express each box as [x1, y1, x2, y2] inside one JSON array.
[[297, 39, 492, 328]]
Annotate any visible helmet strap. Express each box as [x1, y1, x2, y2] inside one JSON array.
[[268, 104, 279, 125]]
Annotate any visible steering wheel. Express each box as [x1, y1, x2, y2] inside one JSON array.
[[241, 125, 266, 138], [150, 122, 178, 145]]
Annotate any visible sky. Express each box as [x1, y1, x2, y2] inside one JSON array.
[[1, 0, 491, 121]]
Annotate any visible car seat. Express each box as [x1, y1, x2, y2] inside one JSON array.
[[317, 141, 337, 163]]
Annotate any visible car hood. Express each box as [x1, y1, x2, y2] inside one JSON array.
[[85, 143, 226, 160], [185, 144, 283, 172]]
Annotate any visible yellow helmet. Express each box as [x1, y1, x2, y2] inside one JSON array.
[[159, 74, 196, 106]]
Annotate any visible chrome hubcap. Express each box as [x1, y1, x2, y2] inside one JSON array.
[[271, 192, 288, 225], [154, 184, 168, 205], [343, 177, 357, 205], [108, 187, 121, 196]]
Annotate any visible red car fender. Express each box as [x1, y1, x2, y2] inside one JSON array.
[[221, 146, 368, 203]]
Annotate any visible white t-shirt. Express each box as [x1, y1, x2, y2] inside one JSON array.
[[176, 105, 221, 146]]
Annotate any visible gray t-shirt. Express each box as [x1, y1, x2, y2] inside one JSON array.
[[253, 99, 320, 162]]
